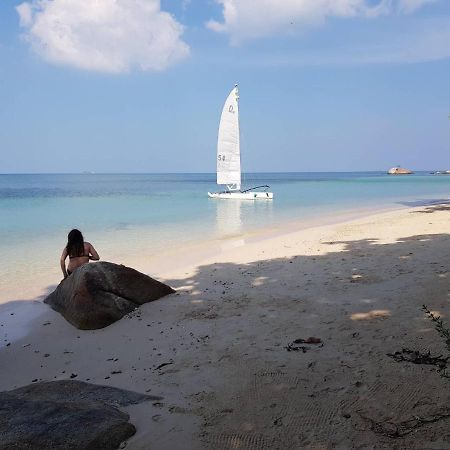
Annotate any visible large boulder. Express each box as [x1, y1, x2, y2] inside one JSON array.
[[0, 380, 161, 450], [45, 262, 175, 329]]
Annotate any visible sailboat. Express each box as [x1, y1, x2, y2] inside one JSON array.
[[208, 85, 274, 200]]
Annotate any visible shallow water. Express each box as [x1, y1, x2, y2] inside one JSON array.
[[1, 172, 449, 302]]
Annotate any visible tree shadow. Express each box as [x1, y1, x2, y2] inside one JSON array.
[[413, 204, 450, 214], [398, 198, 450, 208], [1, 233, 450, 448], [160, 232, 450, 449]]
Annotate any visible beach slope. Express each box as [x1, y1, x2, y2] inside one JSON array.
[[1, 203, 449, 449]]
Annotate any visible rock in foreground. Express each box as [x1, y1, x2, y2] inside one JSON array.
[[45, 262, 175, 329], [0, 380, 161, 450]]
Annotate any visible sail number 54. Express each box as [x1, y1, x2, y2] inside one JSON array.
[[218, 154, 226, 161]]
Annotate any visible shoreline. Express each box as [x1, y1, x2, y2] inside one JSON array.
[[1, 190, 449, 305], [98, 197, 448, 280], [0, 202, 401, 305], [1, 200, 450, 448], [1, 200, 448, 349]]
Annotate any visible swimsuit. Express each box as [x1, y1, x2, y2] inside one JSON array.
[[67, 253, 89, 276]]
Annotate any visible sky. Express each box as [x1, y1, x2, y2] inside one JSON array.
[[0, 0, 450, 173]]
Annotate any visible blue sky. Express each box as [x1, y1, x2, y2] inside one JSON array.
[[1, 0, 450, 173]]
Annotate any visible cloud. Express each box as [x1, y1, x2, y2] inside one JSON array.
[[396, 0, 438, 13], [16, 0, 190, 73], [244, 17, 450, 66], [207, 0, 442, 42], [181, 0, 192, 11]]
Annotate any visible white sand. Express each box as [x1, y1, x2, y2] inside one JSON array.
[[1, 203, 450, 449]]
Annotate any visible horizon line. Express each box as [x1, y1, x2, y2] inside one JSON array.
[[0, 169, 442, 175]]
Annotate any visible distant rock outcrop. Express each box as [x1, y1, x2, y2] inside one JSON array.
[[387, 167, 413, 175], [0, 380, 161, 450], [45, 262, 175, 329]]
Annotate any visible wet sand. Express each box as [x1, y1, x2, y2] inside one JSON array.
[[1, 203, 450, 449]]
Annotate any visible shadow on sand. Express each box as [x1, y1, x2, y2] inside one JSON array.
[[159, 232, 450, 449], [0, 284, 58, 349], [398, 198, 450, 208], [1, 230, 450, 448]]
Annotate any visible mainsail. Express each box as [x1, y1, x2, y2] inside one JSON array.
[[217, 85, 241, 190]]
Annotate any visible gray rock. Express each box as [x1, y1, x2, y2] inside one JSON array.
[[45, 262, 175, 329], [9, 380, 162, 407], [0, 380, 161, 450]]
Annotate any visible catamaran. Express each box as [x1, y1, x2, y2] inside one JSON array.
[[208, 85, 274, 200]]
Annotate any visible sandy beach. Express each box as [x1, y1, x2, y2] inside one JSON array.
[[1, 202, 450, 449]]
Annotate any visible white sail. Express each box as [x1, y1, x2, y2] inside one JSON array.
[[207, 85, 273, 200], [217, 85, 241, 189]]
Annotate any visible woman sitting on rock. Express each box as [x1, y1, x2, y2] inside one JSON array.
[[60, 229, 100, 278]]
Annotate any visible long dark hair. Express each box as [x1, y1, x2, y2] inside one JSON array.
[[67, 229, 85, 257]]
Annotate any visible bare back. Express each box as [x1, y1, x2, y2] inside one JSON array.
[[61, 241, 100, 277]]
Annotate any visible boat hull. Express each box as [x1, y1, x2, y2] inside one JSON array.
[[387, 167, 413, 175], [208, 191, 273, 200]]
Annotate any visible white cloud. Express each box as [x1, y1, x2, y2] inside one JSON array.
[[207, 0, 442, 42], [244, 17, 450, 66], [16, 0, 190, 73], [207, 0, 364, 40], [181, 0, 192, 11], [396, 0, 438, 14]]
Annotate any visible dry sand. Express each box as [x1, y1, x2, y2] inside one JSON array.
[[1, 203, 450, 449]]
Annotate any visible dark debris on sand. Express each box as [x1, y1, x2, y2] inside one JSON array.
[[387, 348, 449, 371]]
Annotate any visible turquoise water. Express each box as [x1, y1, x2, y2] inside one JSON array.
[[1, 172, 450, 247], [0, 172, 449, 301]]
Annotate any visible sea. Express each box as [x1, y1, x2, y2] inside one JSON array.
[[1, 172, 449, 304]]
